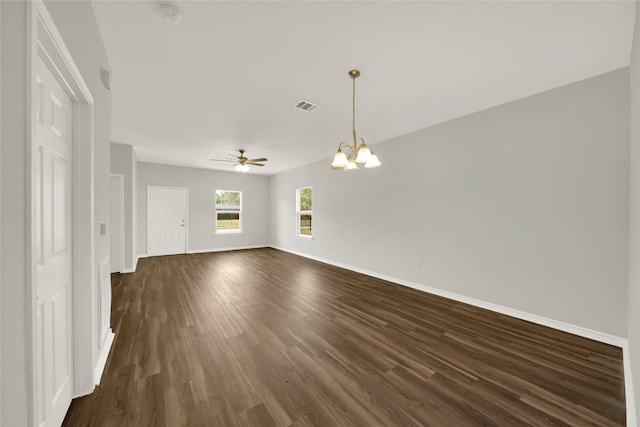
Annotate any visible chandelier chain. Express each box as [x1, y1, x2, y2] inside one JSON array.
[[352, 74, 356, 132]]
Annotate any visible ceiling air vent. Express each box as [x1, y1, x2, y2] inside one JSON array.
[[295, 100, 319, 113]]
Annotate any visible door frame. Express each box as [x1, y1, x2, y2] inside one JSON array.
[[110, 174, 125, 273], [27, 2, 97, 425], [146, 186, 189, 256]]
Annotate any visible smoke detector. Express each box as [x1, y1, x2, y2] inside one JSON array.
[[156, 1, 182, 24]]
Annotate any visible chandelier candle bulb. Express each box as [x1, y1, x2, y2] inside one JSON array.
[[355, 144, 372, 163], [331, 69, 381, 171], [331, 150, 348, 168], [364, 152, 382, 168]]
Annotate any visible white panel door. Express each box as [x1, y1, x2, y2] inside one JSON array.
[[148, 187, 187, 256], [35, 55, 73, 427], [110, 175, 124, 273]]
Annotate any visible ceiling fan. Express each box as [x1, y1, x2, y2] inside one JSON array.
[[211, 149, 268, 172]]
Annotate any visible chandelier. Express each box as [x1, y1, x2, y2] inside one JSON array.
[[331, 70, 381, 170]]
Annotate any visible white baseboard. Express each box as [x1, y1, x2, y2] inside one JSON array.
[[186, 245, 269, 255], [121, 257, 138, 273], [136, 246, 268, 261], [115, 256, 139, 274], [270, 246, 625, 346], [94, 330, 114, 385], [135, 245, 639, 421], [271, 245, 638, 422], [623, 342, 638, 427]]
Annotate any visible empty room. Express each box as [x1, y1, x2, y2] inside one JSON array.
[[2, 0, 640, 426]]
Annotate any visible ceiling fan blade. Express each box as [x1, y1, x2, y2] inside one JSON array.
[[246, 162, 265, 166], [211, 159, 238, 162], [247, 158, 268, 162]]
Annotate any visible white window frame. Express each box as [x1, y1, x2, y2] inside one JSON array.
[[296, 186, 313, 239], [215, 189, 242, 234]]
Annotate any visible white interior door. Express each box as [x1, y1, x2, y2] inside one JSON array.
[[147, 187, 187, 256], [110, 175, 124, 273], [35, 54, 73, 427]]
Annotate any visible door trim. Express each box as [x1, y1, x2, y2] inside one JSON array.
[[27, 2, 98, 425], [110, 174, 125, 273], [146, 186, 189, 256]]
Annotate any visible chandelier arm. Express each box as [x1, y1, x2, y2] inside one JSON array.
[[338, 141, 355, 157]]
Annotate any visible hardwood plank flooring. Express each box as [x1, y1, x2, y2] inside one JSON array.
[[63, 248, 626, 426]]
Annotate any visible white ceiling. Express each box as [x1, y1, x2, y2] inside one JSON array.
[[92, 1, 635, 175]]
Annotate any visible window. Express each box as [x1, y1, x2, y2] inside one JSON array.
[[296, 187, 312, 238], [215, 190, 242, 233]]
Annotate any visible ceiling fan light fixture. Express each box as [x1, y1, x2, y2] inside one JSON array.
[[211, 149, 267, 172], [331, 69, 381, 171]]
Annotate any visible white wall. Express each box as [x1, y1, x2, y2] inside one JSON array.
[[628, 0, 640, 422], [271, 69, 629, 338], [137, 162, 270, 256], [46, 0, 113, 396], [45, 0, 111, 273], [0, 1, 112, 424], [132, 150, 137, 265], [110, 143, 136, 271], [0, 2, 3, 421], [1, 3, 28, 423]]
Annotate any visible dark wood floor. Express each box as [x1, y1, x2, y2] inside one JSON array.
[[63, 248, 626, 426]]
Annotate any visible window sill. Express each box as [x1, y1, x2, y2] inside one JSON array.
[[216, 230, 243, 235], [296, 234, 313, 240]]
